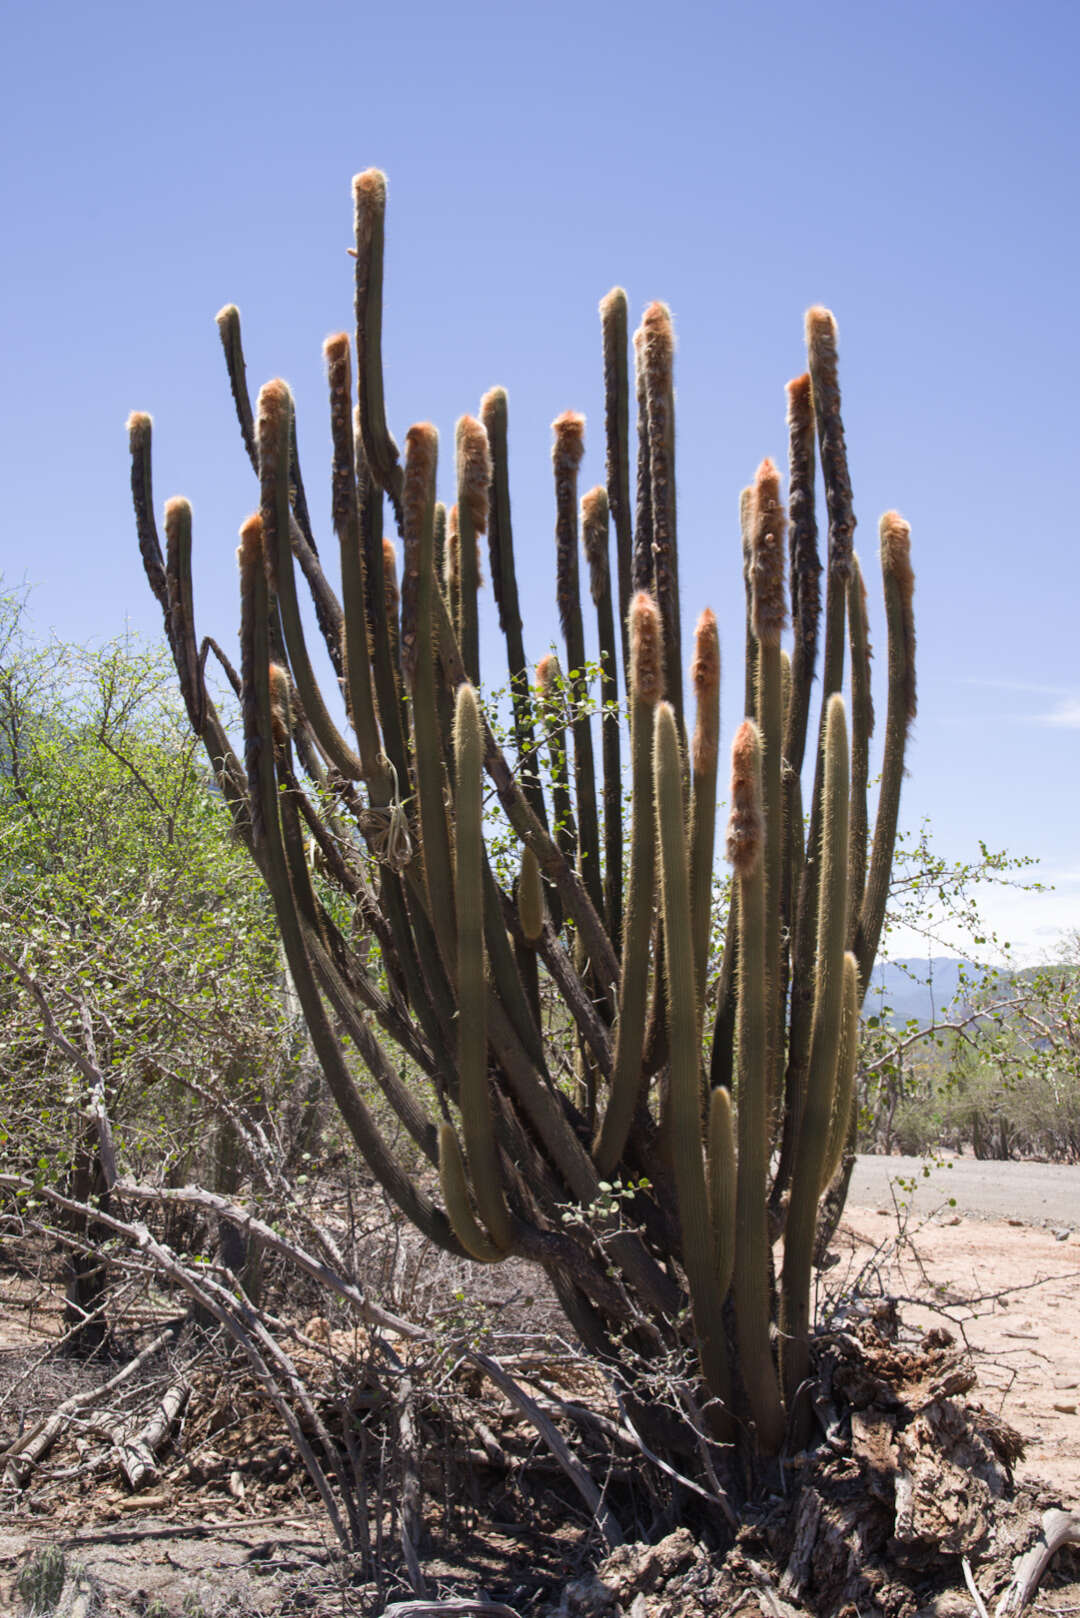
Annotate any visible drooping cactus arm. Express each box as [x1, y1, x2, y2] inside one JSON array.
[[481, 387, 549, 833], [782, 372, 821, 773], [780, 692, 850, 1420], [727, 720, 785, 1453], [599, 288, 634, 685], [438, 1124, 509, 1263], [854, 512, 915, 995], [582, 486, 624, 948], [239, 513, 465, 1256]]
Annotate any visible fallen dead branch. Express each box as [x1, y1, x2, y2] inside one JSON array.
[[108, 1375, 191, 1490], [2, 1326, 174, 1485]]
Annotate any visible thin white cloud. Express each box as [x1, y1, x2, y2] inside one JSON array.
[[1034, 697, 1080, 728], [961, 676, 1071, 696]]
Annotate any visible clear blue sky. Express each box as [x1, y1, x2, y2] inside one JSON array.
[[3, 0, 1078, 962]]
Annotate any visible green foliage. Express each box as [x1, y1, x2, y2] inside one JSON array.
[[0, 590, 292, 1184]]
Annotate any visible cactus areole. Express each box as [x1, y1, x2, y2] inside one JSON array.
[[129, 172, 915, 1469]]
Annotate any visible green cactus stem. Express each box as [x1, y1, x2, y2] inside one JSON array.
[[238, 509, 463, 1255], [400, 423, 457, 973], [639, 303, 683, 729], [632, 324, 654, 594], [455, 415, 490, 686], [593, 592, 662, 1175], [438, 1122, 510, 1262], [654, 700, 731, 1425], [783, 371, 821, 773], [689, 609, 720, 1023], [481, 386, 549, 832], [780, 691, 850, 1422], [552, 412, 604, 923], [707, 1084, 736, 1302], [821, 951, 860, 1191], [727, 719, 785, 1453], [581, 485, 623, 946], [258, 380, 363, 783], [453, 683, 514, 1254], [599, 288, 634, 684], [749, 457, 788, 1128], [854, 512, 916, 992], [352, 170, 403, 517], [215, 302, 345, 676], [846, 554, 873, 946]]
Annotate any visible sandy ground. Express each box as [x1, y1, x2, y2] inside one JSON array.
[[840, 1199, 1080, 1504]]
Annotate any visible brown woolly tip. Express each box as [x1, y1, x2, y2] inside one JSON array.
[[256, 378, 292, 457], [749, 456, 788, 647], [382, 537, 400, 617], [480, 386, 507, 432], [640, 300, 675, 390], [551, 410, 586, 473], [629, 590, 663, 706], [880, 511, 916, 721], [215, 303, 239, 330], [691, 608, 720, 698], [599, 286, 627, 322], [786, 371, 812, 422], [455, 415, 491, 535], [726, 719, 764, 877], [581, 486, 610, 602], [805, 306, 839, 383], [322, 331, 350, 366], [126, 410, 152, 439], [237, 513, 263, 572], [268, 662, 292, 751], [535, 653, 561, 695], [352, 169, 387, 209], [164, 496, 191, 533], [691, 609, 720, 774], [446, 505, 461, 586], [402, 422, 438, 541]]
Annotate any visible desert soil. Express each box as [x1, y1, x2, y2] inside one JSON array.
[[2, 1159, 1080, 1613], [841, 1153, 1080, 1500]]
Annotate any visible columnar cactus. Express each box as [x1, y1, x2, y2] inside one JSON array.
[[128, 170, 915, 1467]]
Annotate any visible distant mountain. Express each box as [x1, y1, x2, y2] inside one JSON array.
[[864, 958, 992, 1028]]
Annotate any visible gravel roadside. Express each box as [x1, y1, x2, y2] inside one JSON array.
[[849, 1152, 1080, 1229]]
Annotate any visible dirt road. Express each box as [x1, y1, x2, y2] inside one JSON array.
[[849, 1153, 1080, 1229]]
